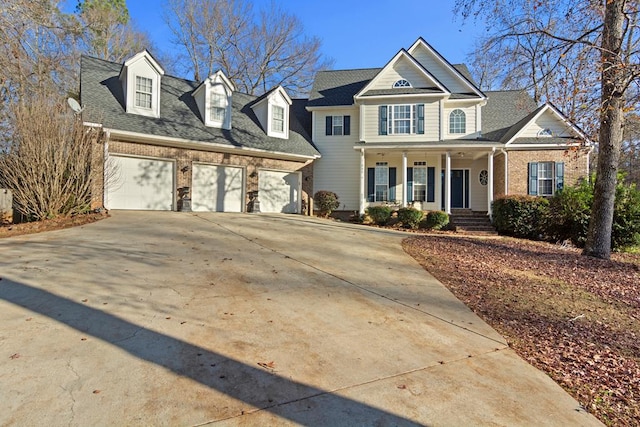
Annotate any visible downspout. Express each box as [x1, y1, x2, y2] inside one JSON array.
[[103, 129, 110, 210], [500, 148, 508, 196], [586, 145, 595, 180]]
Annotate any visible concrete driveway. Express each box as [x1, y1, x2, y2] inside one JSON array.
[[0, 211, 601, 426]]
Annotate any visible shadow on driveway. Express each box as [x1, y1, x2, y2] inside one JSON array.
[[0, 277, 422, 426]]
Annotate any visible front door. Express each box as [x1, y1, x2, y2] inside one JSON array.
[[442, 169, 469, 209]]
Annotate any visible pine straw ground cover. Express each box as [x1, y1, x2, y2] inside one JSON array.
[[0, 211, 108, 239], [403, 235, 640, 426]]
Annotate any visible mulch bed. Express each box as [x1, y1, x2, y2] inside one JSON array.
[[0, 212, 109, 239], [403, 235, 640, 426]]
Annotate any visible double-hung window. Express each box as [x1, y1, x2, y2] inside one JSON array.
[[528, 161, 564, 196], [412, 162, 427, 202], [272, 105, 285, 133], [210, 92, 226, 123], [135, 76, 153, 109], [375, 162, 389, 202], [379, 104, 424, 135]]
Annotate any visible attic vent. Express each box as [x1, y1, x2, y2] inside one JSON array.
[[393, 79, 411, 88]]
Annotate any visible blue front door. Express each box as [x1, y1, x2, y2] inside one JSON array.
[[442, 169, 469, 209]]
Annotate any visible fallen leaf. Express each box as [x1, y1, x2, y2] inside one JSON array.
[[9, 353, 20, 359], [92, 390, 101, 394], [81, 299, 88, 303], [258, 361, 276, 370], [397, 384, 407, 389]]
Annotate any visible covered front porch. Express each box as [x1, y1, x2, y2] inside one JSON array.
[[355, 144, 501, 216]]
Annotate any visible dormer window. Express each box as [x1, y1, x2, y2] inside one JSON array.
[[272, 105, 285, 133], [135, 76, 153, 109], [393, 79, 412, 88], [193, 70, 235, 129], [210, 92, 226, 123], [119, 50, 164, 118]]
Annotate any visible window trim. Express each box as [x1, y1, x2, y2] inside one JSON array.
[[135, 75, 153, 110], [332, 115, 343, 136], [209, 92, 226, 123], [272, 105, 285, 133], [393, 79, 412, 88], [537, 128, 553, 137], [383, 104, 424, 135], [449, 109, 466, 134], [375, 161, 389, 202], [412, 161, 427, 202]]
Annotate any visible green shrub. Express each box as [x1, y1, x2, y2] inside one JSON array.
[[314, 190, 340, 217], [492, 195, 549, 239], [366, 206, 392, 225], [422, 210, 449, 230], [612, 181, 640, 250], [397, 207, 424, 229], [546, 181, 593, 246]]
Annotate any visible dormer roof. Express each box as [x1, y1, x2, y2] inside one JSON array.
[[118, 49, 165, 80], [193, 70, 236, 97]]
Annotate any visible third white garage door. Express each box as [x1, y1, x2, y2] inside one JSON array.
[[258, 170, 300, 213], [192, 164, 244, 212]]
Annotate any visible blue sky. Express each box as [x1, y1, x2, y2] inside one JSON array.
[[70, 0, 486, 71]]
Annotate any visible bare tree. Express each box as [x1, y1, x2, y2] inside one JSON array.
[[0, 95, 102, 220], [456, 0, 640, 259], [164, 0, 332, 96], [76, 0, 154, 62]]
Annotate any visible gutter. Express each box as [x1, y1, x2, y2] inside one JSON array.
[[105, 128, 321, 161]]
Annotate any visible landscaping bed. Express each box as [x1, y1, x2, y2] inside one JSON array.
[[0, 211, 108, 239], [403, 235, 640, 426]]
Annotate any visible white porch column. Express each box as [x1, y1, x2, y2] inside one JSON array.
[[488, 149, 495, 218], [445, 151, 451, 214], [402, 151, 408, 207], [359, 148, 366, 215]]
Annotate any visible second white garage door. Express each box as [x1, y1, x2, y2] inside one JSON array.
[[106, 155, 174, 210], [192, 164, 244, 212], [258, 170, 300, 213]]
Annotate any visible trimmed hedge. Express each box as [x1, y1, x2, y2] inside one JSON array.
[[314, 190, 340, 217], [366, 206, 393, 225], [546, 181, 592, 246], [612, 181, 640, 250], [492, 195, 549, 239], [397, 207, 424, 229], [423, 210, 449, 230]]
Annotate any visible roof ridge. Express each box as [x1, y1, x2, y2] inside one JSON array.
[[317, 67, 382, 73]]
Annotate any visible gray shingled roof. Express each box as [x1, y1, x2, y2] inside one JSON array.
[[510, 136, 582, 145], [80, 56, 319, 158], [307, 68, 381, 107], [481, 90, 538, 142]]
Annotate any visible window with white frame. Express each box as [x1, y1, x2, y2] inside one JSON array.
[[272, 105, 285, 133], [449, 109, 466, 134], [135, 76, 153, 109], [537, 162, 554, 196], [210, 92, 226, 122], [375, 162, 389, 202], [379, 104, 424, 135], [413, 161, 427, 202], [332, 115, 343, 135], [393, 79, 411, 88], [538, 128, 553, 137]]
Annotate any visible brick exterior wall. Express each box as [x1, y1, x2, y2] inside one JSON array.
[[493, 152, 506, 198], [94, 139, 314, 214], [506, 148, 589, 195]]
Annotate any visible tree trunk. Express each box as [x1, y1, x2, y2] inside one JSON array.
[[583, 0, 626, 260]]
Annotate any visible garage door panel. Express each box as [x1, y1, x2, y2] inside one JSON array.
[[192, 164, 244, 212], [107, 156, 174, 210], [258, 170, 299, 214]]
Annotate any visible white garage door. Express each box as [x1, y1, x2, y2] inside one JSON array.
[[192, 164, 244, 212], [106, 155, 174, 210], [258, 170, 299, 213]]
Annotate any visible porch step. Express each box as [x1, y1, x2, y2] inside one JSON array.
[[449, 210, 497, 235]]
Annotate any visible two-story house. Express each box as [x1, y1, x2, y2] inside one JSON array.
[[80, 38, 590, 217], [80, 51, 319, 214], [307, 38, 590, 216]]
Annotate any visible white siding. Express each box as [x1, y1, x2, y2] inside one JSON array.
[[519, 110, 573, 138], [312, 108, 361, 211], [253, 101, 268, 132], [369, 56, 436, 90], [410, 46, 472, 94], [361, 101, 440, 142]]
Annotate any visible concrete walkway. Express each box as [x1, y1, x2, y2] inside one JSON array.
[[0, 211, 601, 426]]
